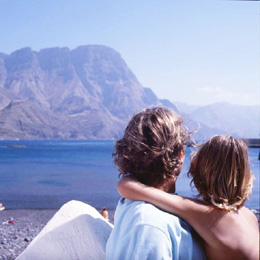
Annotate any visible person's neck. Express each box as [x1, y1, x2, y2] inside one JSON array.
[[157, 178, 176, 193]]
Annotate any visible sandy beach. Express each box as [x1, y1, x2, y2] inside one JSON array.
[[0, 208, 115, 260]]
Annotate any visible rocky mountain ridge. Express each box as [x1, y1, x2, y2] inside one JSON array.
[[0, 45, 258, 140], [0, 45, 175, 139]]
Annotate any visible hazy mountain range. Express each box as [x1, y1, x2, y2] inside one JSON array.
[[0, 45, 258, 140], [175, 102, 259, 139]]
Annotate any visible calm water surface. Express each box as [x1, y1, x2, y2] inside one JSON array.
[[0, 140, 259, 209]]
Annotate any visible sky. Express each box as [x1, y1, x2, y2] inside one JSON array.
[[0, 0, 259, 106]]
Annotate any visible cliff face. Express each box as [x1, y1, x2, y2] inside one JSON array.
[[0, 45, 178, 139]]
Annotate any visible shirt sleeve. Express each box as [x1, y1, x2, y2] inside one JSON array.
[[128, 224, 173, 260]]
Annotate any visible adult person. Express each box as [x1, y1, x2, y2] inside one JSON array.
[[106, 107, 205, 260]]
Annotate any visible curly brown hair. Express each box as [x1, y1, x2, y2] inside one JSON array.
[[113, 107, 190, 187], [188, 135, 254, 211]]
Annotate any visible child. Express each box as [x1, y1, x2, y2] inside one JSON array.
[[118, 135, 259, 260]]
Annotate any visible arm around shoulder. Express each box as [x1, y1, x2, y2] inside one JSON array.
[[117, 176, 208, 222]]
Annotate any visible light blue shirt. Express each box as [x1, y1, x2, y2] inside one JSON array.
[[106, 198, 205, 260]]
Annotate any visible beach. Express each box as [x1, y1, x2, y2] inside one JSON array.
[[0, 207, 259, 259], [0, 208, 259, 260], [0, 208, 115, 260]]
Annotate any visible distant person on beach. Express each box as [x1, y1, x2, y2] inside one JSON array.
[[118, 135, 259, 260], [101, 207, 109, 220], [106, 107, 205, 260], [0, 202, 5, 211]]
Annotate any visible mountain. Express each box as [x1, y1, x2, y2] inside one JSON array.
[[174, 102, 200, 114], [0, 45, 179, 139], [186, 102, 259, 139], [1, 45, 257, 140]]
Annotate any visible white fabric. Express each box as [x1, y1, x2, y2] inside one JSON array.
[[17, 200, 113, 260]]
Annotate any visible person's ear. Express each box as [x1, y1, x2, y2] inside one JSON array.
[[178, 149, 185, 165]]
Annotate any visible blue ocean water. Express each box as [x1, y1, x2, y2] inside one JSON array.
[[0, 140, 259, 209]]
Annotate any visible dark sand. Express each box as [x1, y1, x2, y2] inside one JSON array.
[[0, 208, 115, 260]]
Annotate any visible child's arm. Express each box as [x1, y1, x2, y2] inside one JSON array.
[[117, 176, 211, 224]]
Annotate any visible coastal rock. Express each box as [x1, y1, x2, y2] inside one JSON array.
[[16, 200, 113, 260]]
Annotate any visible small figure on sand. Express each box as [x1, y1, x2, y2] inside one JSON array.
[[8, 217, 18, 224], [2, 217, 18, 225], [101, 207, 109, 220]]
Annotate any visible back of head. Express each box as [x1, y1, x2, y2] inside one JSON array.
[[113, 107, 190, 188], [188, 135, 253, 211]]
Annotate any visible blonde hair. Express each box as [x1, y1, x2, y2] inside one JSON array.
[[113, 107, 190, 187], [188, 135, 253, 211]]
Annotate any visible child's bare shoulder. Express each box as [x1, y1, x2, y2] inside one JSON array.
[[240, 207, 259, 226]]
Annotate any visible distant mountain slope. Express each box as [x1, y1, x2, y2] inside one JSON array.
[[188, 102, 259, 139], [174, 101, 200, 114], [0, 45, 180, 139]]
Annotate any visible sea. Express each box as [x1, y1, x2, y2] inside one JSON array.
[[0, 140, 259, 210]]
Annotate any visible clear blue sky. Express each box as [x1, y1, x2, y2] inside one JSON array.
[[0, 0, 259, 106]]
